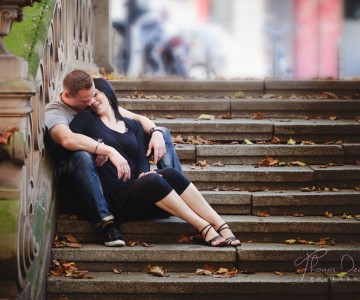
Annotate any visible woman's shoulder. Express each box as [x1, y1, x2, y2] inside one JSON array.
[[123, 117, 142, 130]]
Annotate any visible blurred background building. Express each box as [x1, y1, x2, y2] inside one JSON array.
[[110, 0, 360, 80]]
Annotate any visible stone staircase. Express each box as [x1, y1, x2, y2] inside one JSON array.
[[47, 80, 360, 299]]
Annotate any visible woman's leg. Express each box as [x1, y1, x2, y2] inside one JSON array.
[[158, 168, 240, 246]]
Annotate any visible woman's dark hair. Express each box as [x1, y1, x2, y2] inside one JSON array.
[[93, 78, 123, 122]]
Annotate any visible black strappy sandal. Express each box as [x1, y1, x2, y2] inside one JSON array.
[[217, 223, 241, 247], [200, 224, 227, 247]]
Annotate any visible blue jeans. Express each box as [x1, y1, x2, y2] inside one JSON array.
[[56, 126, 182, 226]]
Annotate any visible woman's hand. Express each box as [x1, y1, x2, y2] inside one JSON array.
[[146, 131, 166, 164], [138, 170, 159, 178], [108, 149, 131, 181]]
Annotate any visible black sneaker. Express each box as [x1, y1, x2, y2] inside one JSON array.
[[103, 226, 125, 247]]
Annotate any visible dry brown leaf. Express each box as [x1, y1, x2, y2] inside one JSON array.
[[203, 264, 218, 273], [316, 237, 330, 245], [212, 162, 225, 167], [196, 269, 213, 276], [113, 268, 122, 274], [300, 187, 312, 192], [194, 160, 210, 168], [126, 240, 139, 247], [301, 140, 316, 145], [215, 268, 229, 275], [335, 140, 343, 145], [319, 92, 339, 99], [172, 135, 184, 144], [257, 212, 270, 217], [145, 95, 158, 99], [219, 113, 233, 119], [134, 91, 144, 98], [178, 234, 195, 244], [270, 136, 281, 144], [324, 211, 333, 218], [65, 234, 78, 243], [257, 156, 279, 167], [293, 214, 305, 217], [165, 115, 176, 119], [340, 213, 352, 219], [140, 242, 153, 247], [296, 268, 306, 274], [329, 116, 338, 120], [274, 271, 283, 276], [146, 265, 169, 277], [251, 112, 264, 120], [354, 186, 360, 191], [290, 161, 307, 167], [171, 95, 184, 100]]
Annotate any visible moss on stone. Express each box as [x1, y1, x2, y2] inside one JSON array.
[[4, 0, 56, 79]]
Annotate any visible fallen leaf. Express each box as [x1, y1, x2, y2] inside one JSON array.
[[324, 211, 333, 218], [219, 113, 233, 119], [196, 269, 213, 276], [145, 95, 158, 99], [335, 272, 348, 278], [65, 234, 78, 243], [329, 116, 337, 120], [243, 138, 253, 145], [140, 242, 153, 247], [257, 156, 278, 167], [287, 138, 296, 145], [335, 140, 343, 145], [285, 239, 297, 245], [172, 135, 184, 143], [354, 187, 360, 191], [203, 264, 218, 273], [251, 112, 264, 120], [320, 92, 339, 99], [134, 91, 144, 98], [212, 162, 225, 167], [270, 136, 280, 144], [290, 161, 307, 167], [316, 237, 330, 245], [172, 95, 184, 100], [194, 160, 210, 167], [257, 212, 270, 217], [274, 271, 283, 276], [234, 91, 244, 98], [146, 265, 169, 277], [340, 213, 352, 219], [293, 214, 304, 217], [126, 240, 139, 247], [178, 234, 195, 244], [197, 114, 214, 120], [301, 141, 316, 145], [113, 268, 122, 274], [296, 268, 306, 274], [215, 268, 229, 274], [165, 115, 176, 119]]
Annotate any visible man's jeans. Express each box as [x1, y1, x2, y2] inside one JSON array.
[[56, 127, 182, 226]]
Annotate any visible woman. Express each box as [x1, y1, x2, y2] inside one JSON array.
[[69, 78, 241, 247]]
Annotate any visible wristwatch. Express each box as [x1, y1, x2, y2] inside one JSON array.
[[149, 126, 163, 135]]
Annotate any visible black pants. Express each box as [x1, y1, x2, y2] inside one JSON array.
[[117, 167, 191, 221]]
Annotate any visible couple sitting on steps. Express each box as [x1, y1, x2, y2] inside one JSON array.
[[45, 70, 241, 248]]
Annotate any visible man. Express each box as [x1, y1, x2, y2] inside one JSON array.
[[45, 70, 182, 247]]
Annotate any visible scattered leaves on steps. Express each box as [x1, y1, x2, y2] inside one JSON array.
[[300, 186, 340, 192], [165, 115, 176, 119], [126, 240, 153, 247], [53, 234, 81, 248], [219, 113, 233, 119], [324, 211, 333, 218], [257, 212, 270, 217], [257, 156, 279, 167], [319, 162, 339, 168], [195, 264, 238, 278], [50, 260, 94, 279], [284, 237, 335, 246]]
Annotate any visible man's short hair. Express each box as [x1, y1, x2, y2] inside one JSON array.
[[63, 70, 93, 96]]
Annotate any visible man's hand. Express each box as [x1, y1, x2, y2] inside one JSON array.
[[138, 170, 159, 178], [146, 131, 166, 164], [95, 154, 108, 166]]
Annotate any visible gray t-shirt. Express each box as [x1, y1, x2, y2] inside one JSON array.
[[45, 97, 80, 132]]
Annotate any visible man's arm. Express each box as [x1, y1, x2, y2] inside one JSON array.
[[119, 107, 166, 164], [50, 124, 131, 180]]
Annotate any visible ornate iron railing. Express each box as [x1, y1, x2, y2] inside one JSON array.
[[0, 0, 109, 298]]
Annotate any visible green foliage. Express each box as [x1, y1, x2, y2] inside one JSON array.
[[3, 0, 56, 79]]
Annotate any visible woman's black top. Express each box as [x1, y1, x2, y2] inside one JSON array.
[[69, 109, 150, 196]]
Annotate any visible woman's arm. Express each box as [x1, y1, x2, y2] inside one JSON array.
[[119, 107, 166, 164]]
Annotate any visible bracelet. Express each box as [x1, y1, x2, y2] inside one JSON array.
[[94, 138, 103, 154], [150, 127, 163, 135]]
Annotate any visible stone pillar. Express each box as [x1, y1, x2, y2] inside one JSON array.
[[92, 0, 114, 73]]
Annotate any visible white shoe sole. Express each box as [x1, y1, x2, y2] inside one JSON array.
[[104, 239, 126, 247]]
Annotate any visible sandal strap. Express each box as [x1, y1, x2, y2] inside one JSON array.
[[199, 224, 212, 240], [225, 236, 241, 246], [207, 235, 226, 247], [217, 223, 230, 234]]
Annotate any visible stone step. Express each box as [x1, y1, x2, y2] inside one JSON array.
[[111, 79, 360, 97], [119, 98, 360, 119], [56, 215, 360, 244], [181, 164, 360, 190], [47, 270, 359, 299], [176, 144, 360, 165], [51, 242, 360, 273], [152, 118, 360, 142]]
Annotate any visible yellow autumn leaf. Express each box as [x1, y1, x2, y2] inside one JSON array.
[[197, 114, 215, 120], [285, 239, 297, 245], [287, 138, 296, 145], [243, 139, 253, 145]]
